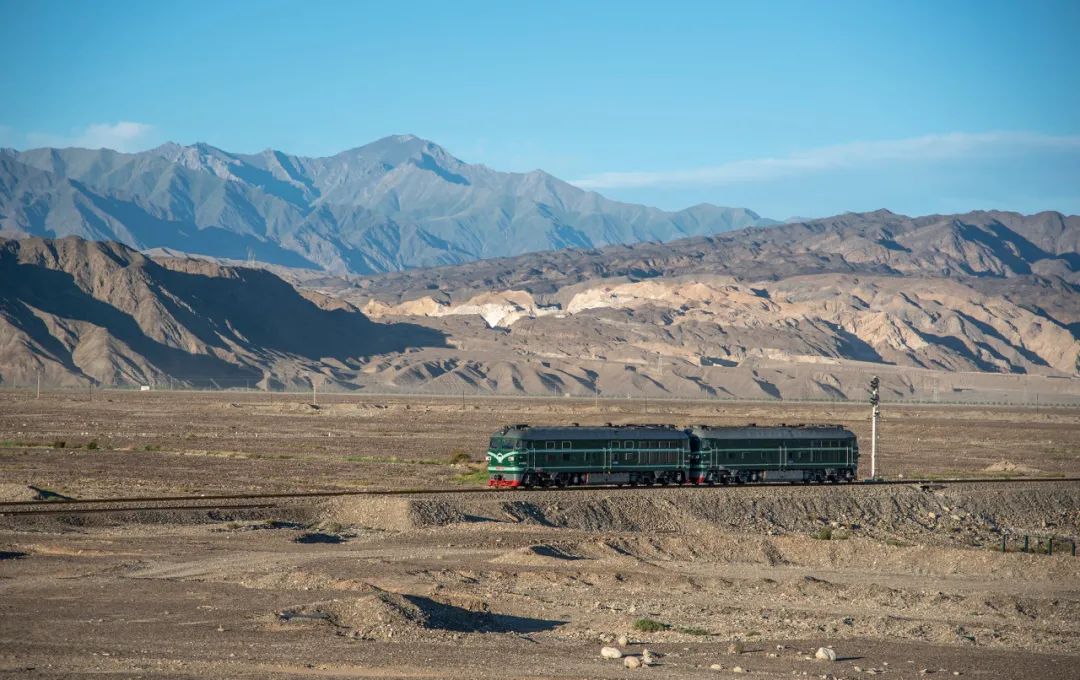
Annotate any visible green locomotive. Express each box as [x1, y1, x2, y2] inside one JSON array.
[[688, 424, 858, 484], [487, 423, 857, 488]]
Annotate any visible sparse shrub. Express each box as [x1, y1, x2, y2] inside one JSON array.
[[677, 625, 711, 636], [448, 450, 472, 464], [632, 618, 671, 633], [143, 444, 160, 452], [86, 441, 98, 450], [318, 522, 346, 535], [452, 467, 488, 484], [52, 440, 66, 449], [812, 527, 851, 540]]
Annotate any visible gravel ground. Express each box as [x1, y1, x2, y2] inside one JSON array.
[[0, 390, 1077, 499], [1, 392, 1078, 678]]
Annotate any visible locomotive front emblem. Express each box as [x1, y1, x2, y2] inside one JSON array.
[[488, 451, 515, 464]]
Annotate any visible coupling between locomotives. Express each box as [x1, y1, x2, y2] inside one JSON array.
[[486, 423, 859, 489]]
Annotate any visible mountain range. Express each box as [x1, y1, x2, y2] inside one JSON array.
[[0, 236, 445, 388], [0, 131, 1076, 399], [2, 208, 1075, 401], [0, 135, 771, 274], [324, 209, 1080, 385]]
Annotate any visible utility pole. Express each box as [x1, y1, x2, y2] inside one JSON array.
[[36, 369, 41, 399], [869, 375, 880, 479]]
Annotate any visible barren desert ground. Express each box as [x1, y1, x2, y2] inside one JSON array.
[[1, 390, 1078, 679]]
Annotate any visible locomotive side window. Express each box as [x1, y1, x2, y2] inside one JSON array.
[[562, 441, 571, 450], [546, 441, 555, 449]]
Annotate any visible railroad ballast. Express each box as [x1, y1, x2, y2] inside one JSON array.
[[487, 423, 858, 488]]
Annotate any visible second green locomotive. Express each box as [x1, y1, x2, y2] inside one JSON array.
[[487, 423, 858, 488]]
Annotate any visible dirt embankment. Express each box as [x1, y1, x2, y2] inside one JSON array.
[[325, 483, 1080, 545]]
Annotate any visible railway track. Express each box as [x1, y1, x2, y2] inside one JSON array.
[[2, 503, 281, 517], [1, 476, 1077, 517]]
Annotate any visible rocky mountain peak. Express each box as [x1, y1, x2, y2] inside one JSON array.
[[0, 136, 771, 273]]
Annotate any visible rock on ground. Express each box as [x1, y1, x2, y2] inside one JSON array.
[[815, 647, 837, 661]]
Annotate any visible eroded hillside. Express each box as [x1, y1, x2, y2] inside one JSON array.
[[313, 209, 1080, 402]]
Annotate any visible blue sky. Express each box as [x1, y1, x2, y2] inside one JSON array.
[[1, 0, 1078, 218]]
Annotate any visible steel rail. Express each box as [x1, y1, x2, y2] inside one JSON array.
[[1, 476, 1077, 511], [1, 503, 280, 516]]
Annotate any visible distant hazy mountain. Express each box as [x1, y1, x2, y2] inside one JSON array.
[[0, 135, 772, 273]]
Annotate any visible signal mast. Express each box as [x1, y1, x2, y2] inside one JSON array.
[[869, 375, 880, 479]]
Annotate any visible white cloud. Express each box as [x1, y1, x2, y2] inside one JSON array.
[[20, 121, 158, 152], [572, 131, 1080, 190]]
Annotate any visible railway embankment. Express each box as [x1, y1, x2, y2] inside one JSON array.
[[323, 482, 1080, 547]]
